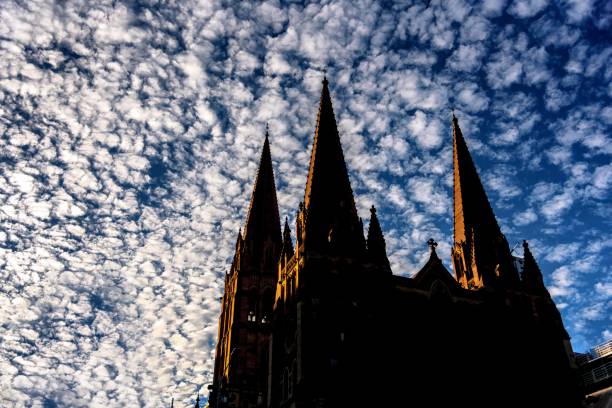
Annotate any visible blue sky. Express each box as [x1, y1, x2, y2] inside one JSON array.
[[0, 0, 610, 407]]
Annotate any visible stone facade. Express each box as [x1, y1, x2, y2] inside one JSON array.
[[208, 79, 582, 408]]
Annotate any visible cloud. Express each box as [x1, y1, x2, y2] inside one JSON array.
[[545, 242, 581, 263], [508, 0, 549, 18], [407, 110, 443, 150], [481, 0, 508, 16], [454, 82, 489, 112], [514, 208, 538, 226], [549, 266, 575, 297], [0, 0, 610, 405], [448, 44, 486, 73], [563, 0, 596, 22]]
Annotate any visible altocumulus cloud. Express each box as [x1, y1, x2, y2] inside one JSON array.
[[0, 0, 611, 406]]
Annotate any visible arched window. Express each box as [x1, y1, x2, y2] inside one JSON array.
[[261, 288, 274, 323], [430, 279, 451, 304], [248, 290, 257, 322]]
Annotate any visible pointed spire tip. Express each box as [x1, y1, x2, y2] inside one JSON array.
[[427, 238, 438, 252]]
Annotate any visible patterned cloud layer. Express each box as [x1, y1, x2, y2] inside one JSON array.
[[0, 1, 610, 407]]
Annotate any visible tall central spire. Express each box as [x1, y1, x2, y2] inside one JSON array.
[[452, 114, 500, 245], [451, 115, 518, 289], [242, 131, 282, 274], [302, 77, 364, 254]]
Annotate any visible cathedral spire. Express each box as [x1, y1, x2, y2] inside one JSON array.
[[367, 206, 391, 273], [451, 115, 518, 289], [302, 77, 364, 254], [521, 240, 548, 295], [242, 131, 282, 274]]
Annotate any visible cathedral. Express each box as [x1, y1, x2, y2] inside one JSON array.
[[207, 78, 582, 407]]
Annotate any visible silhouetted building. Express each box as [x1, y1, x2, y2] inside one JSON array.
[[577, 339, 612, 398], [209, 78, 582, 407]]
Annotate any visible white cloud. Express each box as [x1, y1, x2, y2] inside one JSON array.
[[563, 0, 595, 23], [508, 0, 549, 18], [487, 54, 523, 89], [448, 44, 485, 73], [594, 281, 612, 297], [540, 189, 575, 222], [481, 0, 507, 16], [514, 208, 538, 226], [455, 82, 489, 112], [545, 242, 581, 263], [407, 110, 443, 150], [549, 266, 575, 297], [0, 0, 609, 406]]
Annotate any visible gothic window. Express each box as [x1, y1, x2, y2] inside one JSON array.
[[248, 290, 257, 322], [430, 279, 451, 303], [261, 288, 274, 323]]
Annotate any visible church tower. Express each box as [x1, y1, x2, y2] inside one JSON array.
[[209, 80, 582, 408], [209, 131, 282, 408], [451, 114, 519, 289], [267, 77, 392, 408]]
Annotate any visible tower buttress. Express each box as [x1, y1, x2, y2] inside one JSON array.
[[210, 132, 282, 408], [451, 114, 518, 289], [278, 217, 294, 271]]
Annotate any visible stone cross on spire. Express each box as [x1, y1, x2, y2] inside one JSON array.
[[427, 238, 438, 251]]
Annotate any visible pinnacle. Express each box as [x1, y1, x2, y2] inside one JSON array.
[[367, 205, 391, 272]]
